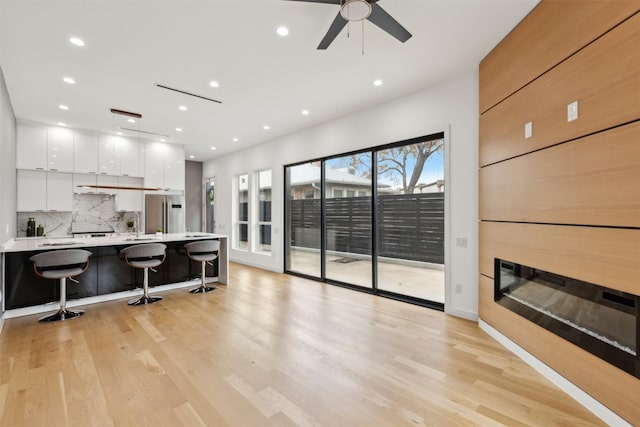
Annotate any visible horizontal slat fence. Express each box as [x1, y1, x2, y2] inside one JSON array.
[[289, 193, 444, 264]]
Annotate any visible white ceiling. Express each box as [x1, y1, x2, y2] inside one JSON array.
[[0, 0, 538, 162]]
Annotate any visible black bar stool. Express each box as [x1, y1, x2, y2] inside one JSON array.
[[30, 249, 92, 322], [184, 240, 220, 293], [120, 243, 167, 305]]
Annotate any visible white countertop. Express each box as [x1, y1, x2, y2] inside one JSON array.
[[1, 232, 228, 253]]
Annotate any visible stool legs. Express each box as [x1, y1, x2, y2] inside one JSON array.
[[39, 277, 85, 322], [128, 267, 163, 305], [190, 261, 215, 294]]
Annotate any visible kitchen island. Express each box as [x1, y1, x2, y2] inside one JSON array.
[[1, 233, 228, 316]]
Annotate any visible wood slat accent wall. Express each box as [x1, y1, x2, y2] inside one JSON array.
[[480, 122, 640, 227], [479, 2, 640, 424], [480, 11, 640, 167], [479, 1, 639, 114], [478, 275, 640, 423]]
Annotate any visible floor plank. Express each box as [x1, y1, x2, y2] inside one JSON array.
[[0, 263, 605, 426]]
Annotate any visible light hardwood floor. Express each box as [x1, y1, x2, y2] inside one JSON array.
[[0, 263, 604, 426]]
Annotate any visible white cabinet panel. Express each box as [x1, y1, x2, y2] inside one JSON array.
[[47, 127, 74, 172], [46, 172, 73, 211], [96, 175, 118, 194], [117, 137, 141, 177], [98, 135, 116, 175], [17, 170, 46, 211], [74, 132, 99, 174], [144, 142, 165, 188], [16, 125, 47, 170], [116, 176, 143, 212], [164, 144, 185, 191], [73, 173, 97, 194]]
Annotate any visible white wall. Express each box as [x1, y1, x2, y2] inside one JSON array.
[[0, 65, 17, 320], [204, 71, 479, 319]]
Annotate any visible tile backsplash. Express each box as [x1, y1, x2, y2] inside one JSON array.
[[18, 194, 139, 237]]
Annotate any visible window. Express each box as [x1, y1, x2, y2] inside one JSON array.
[[333, 189, 343, 198], [257, 169, 272, 253], [304, 189, 314, 199], [346, 190, 355, 197], [358, 190, 367, 197], [235, 173, 249, 250]]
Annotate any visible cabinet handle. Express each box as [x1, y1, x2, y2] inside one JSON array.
[[36, 210, 44, 212], [36, 167, 44, 170], [122, 174, 129, 176], [50, 168, 58, 171], [89, 171, 96, 174], [100, 173, 107, 175]]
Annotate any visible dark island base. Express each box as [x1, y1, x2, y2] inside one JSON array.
[[4, 240, 219, 310]]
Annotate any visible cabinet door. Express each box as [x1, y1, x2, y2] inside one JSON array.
[[163, 144, 185, 191], [47, 127, 74, 172], [73, 173, 97, 194], [98, 135, 116, 175], [16, 124, 47, 170], [144, 142, 165, 188], [117, 137, 141, 177], [47, 172, 73, 211], [74, 132, 99, 174], [96, 175, 118, 195], [17, 170, 46, 211], [116, 176, 143, 212]]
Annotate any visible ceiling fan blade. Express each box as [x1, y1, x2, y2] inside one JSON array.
[[367, 3, 412, 43], [284, 0, 340, 4], [318, 12, 348, 49]]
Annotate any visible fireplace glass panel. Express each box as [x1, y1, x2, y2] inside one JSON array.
[[495, 259, 639, 379]]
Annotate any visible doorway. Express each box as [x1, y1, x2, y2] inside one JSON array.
[[205, 177, 215, 233]]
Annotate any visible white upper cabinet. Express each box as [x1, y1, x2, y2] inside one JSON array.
[[163, 144, 185, 191], [17, 170, 46, 211], [143, 142, 165, 188], [96, 175, 118, 194], [47, 127, 74, 172], [116, 176, 143, 212], [143, 142, 184, 191], [72, 173, 97, 194], [116, 137, 142, 177], [73, 132, 99, 174], [98, 135, 116, 175], [16, 124, 47, 170], [46, 172, 73, 211]]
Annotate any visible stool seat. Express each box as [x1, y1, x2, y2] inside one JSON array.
[[30, 249, 92, 322], [185, 240, 219, 294], [120, 243, 166, 306]]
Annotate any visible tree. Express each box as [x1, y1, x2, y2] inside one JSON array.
[[346, 139, 443, 194]]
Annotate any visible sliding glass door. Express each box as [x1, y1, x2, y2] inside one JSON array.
[[324, 154, 372, 288], [284, 133, 445, 308]]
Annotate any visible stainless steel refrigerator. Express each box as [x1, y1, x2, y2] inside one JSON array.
[[145, 194, 185, 234]]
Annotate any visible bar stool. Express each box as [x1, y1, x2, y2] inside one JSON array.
[[120, 243, 167, 306], [30, 249, 92, 322], [184, 240, 220, 294]]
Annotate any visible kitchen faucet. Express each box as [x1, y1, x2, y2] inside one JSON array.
[[133, 211, 140, 237]]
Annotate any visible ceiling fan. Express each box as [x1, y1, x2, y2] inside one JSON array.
[[288, 0, 412, 50]]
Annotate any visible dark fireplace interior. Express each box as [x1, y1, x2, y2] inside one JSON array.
[[494, 258, 639, 379]]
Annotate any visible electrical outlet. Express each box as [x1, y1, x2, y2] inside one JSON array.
[[455, 283, 463, 294], [524, 121, 533, 139], [567, 101, 578, 122], [456, 237, 467, 248]]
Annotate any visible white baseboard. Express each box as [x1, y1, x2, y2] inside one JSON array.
[[479, 320, 631, 427], [446, 307, 478, 321], [3, 278, 221, 320], [229, 258, 282, 273], [0, 312, 4, 334]]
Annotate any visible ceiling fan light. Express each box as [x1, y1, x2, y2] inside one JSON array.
[[340, 0, 371, 22]]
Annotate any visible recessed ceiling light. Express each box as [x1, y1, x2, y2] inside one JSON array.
[[179, 105, 187, 111], [210, 146, 217, 150], [232, 137, 239, 142], [176, 127, 183, 132], [189, 155, 195, 159], [263, 125, 270, 130], [301, 109, 309, 115], [69, 37, 85, 47], [116, 131, 123, 136], [57, 122, 66, 127], [209, 81, 219, 88], [160, 138, 166, 142], [127, 118, 136, 123], [373, 79, 383, 86], [63, 77, 75, 84], [59, 104, 69, 110], [277, 26, 289, 36]]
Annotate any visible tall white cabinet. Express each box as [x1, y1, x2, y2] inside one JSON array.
[[144, 142, 185, 191]]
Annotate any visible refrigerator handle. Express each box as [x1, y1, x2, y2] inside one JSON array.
[[162, 201, 167, 233]]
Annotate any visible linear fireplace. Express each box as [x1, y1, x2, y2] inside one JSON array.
[[494, 259, 639, 379]]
